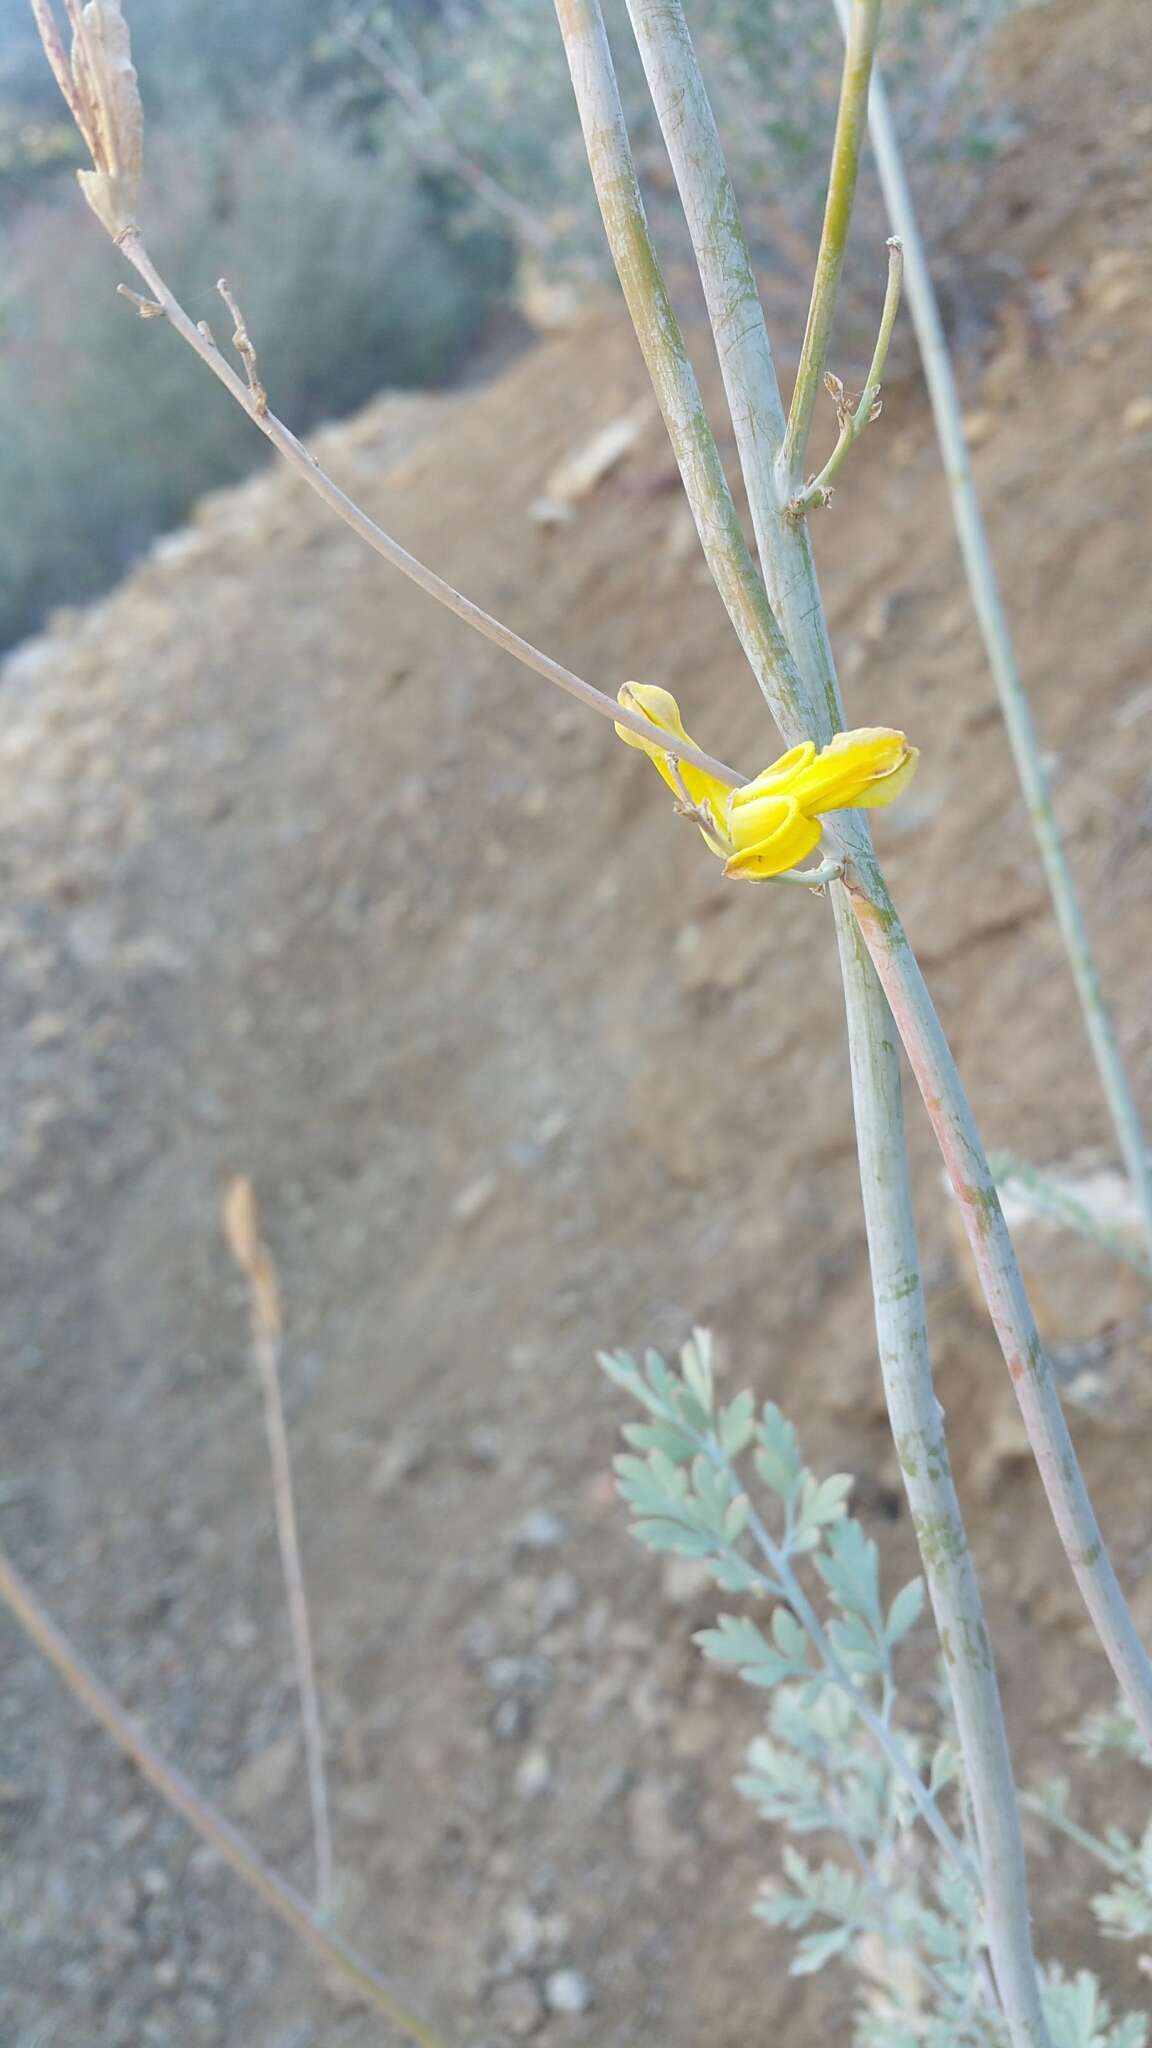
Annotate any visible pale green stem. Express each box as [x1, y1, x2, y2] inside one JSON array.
[[1019, 1794, 1130, 1878], [835, 900, 1048, 2041], [791, 237, 904, 514], [618, 3, 1047, 2037], [990, 1151, 1152, 1282], [551, 0, 808, 739], [697, 1433, 974, 1880], [779, 0, 884, 485], [829, 0, 1152, 1270], [846, 853, 1152, 1753]]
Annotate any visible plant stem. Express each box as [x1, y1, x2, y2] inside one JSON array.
[[835, 901, 1048, 2040], [606, 5, 1047, 2034], [1019, 1794, 1130, 1878], [779, 0, 884, 485], [829, 0, 1152, 1269], [990, 1151, 1152, 1282], [112, 238, 741, 793], [0, 1544, 443, 2047], [791, 237, 904, 514], [253, 1323, 334, 1916], [551, 0, 808, 738], [846, 855, 1152, 1751], [698, 1435, 974, 1879]]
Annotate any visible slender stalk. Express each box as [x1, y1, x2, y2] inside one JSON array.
[[607, 3, 1047, 2034], [991, 1151, 1152, 1282], [1019, 1795, 1130, 1878], [717, 1451, 973, 1880], [791, 236, 903, 514], [255, 1319, 333, 1914], [224, 1177, 333, 1918], [835, 901, 1047, 2038], [845, 853, 1152, 1751], [828, 0, 1152, 1268], [0, 1544, 443, 2048], [552, 0, 808, 739], [111, 239, 741, 792], [779, 0, 884, 484]]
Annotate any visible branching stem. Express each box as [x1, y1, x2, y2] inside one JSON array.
[[790, 238, 903, 515], [829, 0, 1152, 1271], [779, 0, 884, 486]]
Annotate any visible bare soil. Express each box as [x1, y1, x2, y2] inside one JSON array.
[[2, 2, 1152, 2042]]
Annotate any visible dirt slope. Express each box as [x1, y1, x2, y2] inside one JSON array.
[[2, 2, 1152, 2043]]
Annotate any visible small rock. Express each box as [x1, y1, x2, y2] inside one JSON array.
[[371, 1428, 430, 1499], [230, 1731, 301, 1816], [465, 1424, 505, 1469], [544, 1968, 593, 2016], [499, 1899, 544, 1967], [1122, 394, 1152, 434], [488, 1975, 544, 2037], [627, 1775, 694, 1864], [453, 1174, 499, 1225], [492, 1697, 533, 1743], [513, 1510, 566, 1553], [962, 408, 995, 448], [514, 1749, 553, 1801], [660, 1556, 713, 1606], [486, 1656, 552, 1697], [24, 1010, 68, 1047], [535, 1571, 579, 1630]]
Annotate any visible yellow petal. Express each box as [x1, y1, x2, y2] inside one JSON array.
[[783, 727, 917, 815], [853, 742, 919, 808], [614, 681, 731, 814], [724, 793, 823, 879], [726, 742, 818, 814]]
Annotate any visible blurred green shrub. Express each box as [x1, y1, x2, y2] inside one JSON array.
[[0, 113, 511, 650]]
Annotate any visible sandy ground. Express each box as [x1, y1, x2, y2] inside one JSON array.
[[2, 1, 1152, 2042]]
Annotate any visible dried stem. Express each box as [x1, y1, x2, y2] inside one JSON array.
[[109, 245, 739, 793], [790, 236, 903, 514], [779, 0, 884, 485], [830, 0, 1152, 1271], [0, 1543, 443, 2047], [223, 1176, 333, 1919]]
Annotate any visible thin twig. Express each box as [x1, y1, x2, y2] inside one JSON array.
[[0, 1543, 443, 2048], [830, 0, 1152, 1273], [223, 1176, 333, 1920], [216, 277, 267, 416], [790, 237, 903, 515], [111, 247, 741, 795], [779, 0, 884, 486]]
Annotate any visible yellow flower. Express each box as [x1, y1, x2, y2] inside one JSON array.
[[616, 684, 917, 880]]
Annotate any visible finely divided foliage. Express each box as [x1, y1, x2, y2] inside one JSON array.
[[602, 1334, 1149, 2043]]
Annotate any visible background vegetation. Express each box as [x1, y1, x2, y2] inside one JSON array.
[[0, 0, 1008, 652]]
